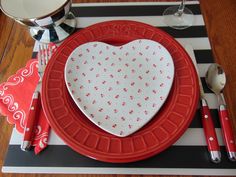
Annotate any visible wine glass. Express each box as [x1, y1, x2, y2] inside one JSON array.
[[163, 0, 194, 30], [0, 0, 76, 43]]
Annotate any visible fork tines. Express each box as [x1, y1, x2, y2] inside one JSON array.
[[38, 44, 49, 66]]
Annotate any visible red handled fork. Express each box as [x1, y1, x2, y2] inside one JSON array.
[[21, 44, 52, 151]]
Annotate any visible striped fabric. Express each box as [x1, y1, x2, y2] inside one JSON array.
[[2, 1, 236, 175]]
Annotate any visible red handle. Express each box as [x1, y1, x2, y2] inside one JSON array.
[[201, 101, 220, 151], [201, 98, 221, 163], [21, 91, 41, 151], [219, 104, 236, 161]]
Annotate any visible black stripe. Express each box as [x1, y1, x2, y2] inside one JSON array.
[[32, 52, 37, 59], [71, 4, 201, 17], [160, 26, 208, 38], [32, 30, 44, 41], [201, 77, 214, 93], [194, 49, 214, 63], [195, 50, 215, 63], [4, 145, 236, 168], [190, 109, 220, 128], [51, 9, 66, 22], [59, 23, 75, 34], [49, 28, 59, 42]]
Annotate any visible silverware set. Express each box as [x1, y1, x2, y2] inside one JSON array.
[[206, 63, 236, 161], [185, 44, 236, 163]]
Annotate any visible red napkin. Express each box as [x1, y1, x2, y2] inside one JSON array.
[[0, 43, 57, 154], [0, 58, 53, 154]]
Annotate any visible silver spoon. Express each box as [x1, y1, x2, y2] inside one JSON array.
[[205, 63, 236, 161]]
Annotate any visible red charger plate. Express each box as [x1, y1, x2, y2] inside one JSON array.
[[42, 20, 199, 163]]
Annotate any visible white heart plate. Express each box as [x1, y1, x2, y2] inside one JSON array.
[[65, 39, 174, 137]]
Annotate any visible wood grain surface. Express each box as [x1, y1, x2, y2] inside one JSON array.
[[0, 0, 236, 177]]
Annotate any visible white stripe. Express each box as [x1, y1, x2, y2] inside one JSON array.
[[9, 127, 223, 146], [2, 167, 236, 176], [33, 41, 40, 52], [54, 26, 70, 41], [75, 15, 205, 28], [195, 93, 218, 109], [72, 1, 199, 7], [64, 19, 77, 27], [174, 128, 223, 146], [203, 93, 218, 109], [39, 29, 50, 43], [177, 38, 211, 50], [198, 63, 211, 77]]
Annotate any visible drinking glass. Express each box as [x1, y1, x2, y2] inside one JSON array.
[[163, 0, 194, 30], [0, 0, 76, 43]]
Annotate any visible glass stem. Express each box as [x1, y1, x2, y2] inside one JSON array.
[[176, 0, 186, 16]]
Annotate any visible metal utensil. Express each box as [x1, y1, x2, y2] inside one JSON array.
[[21, 44, 51, 151], [185, 45, 221, 163], [205, 63, 236, 161]]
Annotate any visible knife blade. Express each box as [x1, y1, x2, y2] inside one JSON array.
[[185, 44, 221, 163]]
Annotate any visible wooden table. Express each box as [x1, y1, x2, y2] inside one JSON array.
[[0, 0, 236, 176]]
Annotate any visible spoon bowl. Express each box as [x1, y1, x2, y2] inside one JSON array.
[[205, 63, 226, 95]]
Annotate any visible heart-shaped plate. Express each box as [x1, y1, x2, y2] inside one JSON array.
[[65, 39, 174, 137]]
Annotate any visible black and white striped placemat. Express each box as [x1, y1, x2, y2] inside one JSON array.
[[2, 1, 236, 175]]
